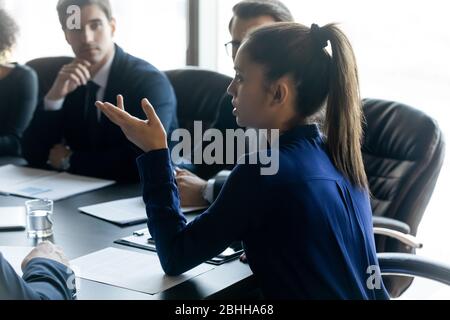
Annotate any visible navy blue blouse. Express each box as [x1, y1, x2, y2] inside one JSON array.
[[136, 124, 389, 299]]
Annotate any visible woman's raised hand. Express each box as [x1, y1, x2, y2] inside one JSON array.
[[96, 95, 168, 153]]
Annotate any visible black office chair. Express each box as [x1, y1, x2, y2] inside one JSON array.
[[362, 99, 446, 297], [25, 59, 449, 298], [165, 68, 234, 134], [27, 57, 74, 104], [164, 68, 239, 179]]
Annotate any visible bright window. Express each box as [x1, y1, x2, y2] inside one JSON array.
[[3, 0, 188, 70]]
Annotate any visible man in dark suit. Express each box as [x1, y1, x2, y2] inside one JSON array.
[[175, 0, 293, 206], [0, 242, 76, 300], [23, 0, 177, 182]]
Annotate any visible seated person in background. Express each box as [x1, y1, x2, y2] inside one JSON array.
[[175, 0, 294, 207], [23, 0, 177, 182], [0, 242, 76, 300], [0, 9, 38, 157], [97, 22, 389, 299]]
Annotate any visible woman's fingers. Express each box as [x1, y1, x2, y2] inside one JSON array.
[[95, 101, 105, 111], [96, 98, 167, 153], [96, 101, 122, 125], [141, 98, 158, 122], [96, 100, 139, 129], [117, 95, 125, 111]]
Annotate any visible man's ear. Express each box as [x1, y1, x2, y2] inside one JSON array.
[[64, 30, 70, 45], [109, 18, 117, 37]]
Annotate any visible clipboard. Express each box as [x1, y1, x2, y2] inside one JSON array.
[[115, 229, 244, 266]]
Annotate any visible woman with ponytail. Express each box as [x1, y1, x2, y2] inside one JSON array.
[[96, 22, 389, 300]]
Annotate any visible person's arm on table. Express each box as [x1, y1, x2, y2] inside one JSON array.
[[0, 242, 76, 300], [96, 96, 261, 275]]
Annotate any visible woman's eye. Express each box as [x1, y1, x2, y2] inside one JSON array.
[[235, 73, 243, 83]]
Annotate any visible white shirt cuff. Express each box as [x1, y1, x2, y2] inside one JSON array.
[[202, 170, 232, 204], [44, 97, 65, 111], [216, 170, 232, 178], [203, 178, 215, 204]]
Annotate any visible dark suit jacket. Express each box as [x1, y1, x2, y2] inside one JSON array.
[[0, 253, 75, 300], [197, 93, 241, 200], [23, 45, 178, 182]]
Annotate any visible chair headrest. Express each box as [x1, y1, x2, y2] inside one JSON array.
[[165, 68, 232, 125], [362, 98, 443, 161]]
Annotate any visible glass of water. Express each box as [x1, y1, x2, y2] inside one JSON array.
[[25, 199, 54, 238]]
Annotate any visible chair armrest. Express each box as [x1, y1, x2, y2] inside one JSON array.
[[372, 216, 411, 234], [378, 253, 450, 286], [373, 228, 423, 249]]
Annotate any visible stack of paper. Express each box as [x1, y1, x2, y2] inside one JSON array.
[[71, 247, 214, 295], [79, 197, 206, 226], [0, 246, 34, 276], [0, 207, 27, 231], [0, 165, 115, 201]]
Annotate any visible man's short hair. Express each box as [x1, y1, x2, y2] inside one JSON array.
[[229, 0, 294, 31], [56, 0, 112, 29]]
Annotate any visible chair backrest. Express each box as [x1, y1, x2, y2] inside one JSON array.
[[165, 68, 232, 133], [26, 57, 74, 102], [362, 98, 445, 297], [363, 99, 445, 236]]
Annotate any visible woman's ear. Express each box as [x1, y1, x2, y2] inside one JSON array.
[[269, 76, 290, 108]]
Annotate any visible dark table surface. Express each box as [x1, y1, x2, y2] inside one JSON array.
[[0, 181, 255, 300]]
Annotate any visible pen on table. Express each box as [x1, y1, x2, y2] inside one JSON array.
[[0, 191, 10, 196]]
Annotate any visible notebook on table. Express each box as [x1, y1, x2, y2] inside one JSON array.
[[0, 165, 115, 201], [79, 197, 207, 226], [0, 207, 27, 231]]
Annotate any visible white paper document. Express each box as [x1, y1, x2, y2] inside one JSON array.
[[0, 207, 27, 231], [0, 165, 115, 201], [79, 197, 207, 226], [0, 246, 34, 276], [71, 247, 214, 295]]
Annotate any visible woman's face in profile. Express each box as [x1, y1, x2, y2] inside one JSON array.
[[227, 49, 274, 129]]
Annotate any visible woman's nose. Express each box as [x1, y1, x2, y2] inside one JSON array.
[[227, 79, 236, 97]]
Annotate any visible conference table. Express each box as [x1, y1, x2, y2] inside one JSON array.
[[0, 159, 256, 300]]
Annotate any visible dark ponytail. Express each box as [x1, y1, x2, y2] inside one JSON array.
[[321, 24, 368, 189], [241, 22, 368, 189]]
